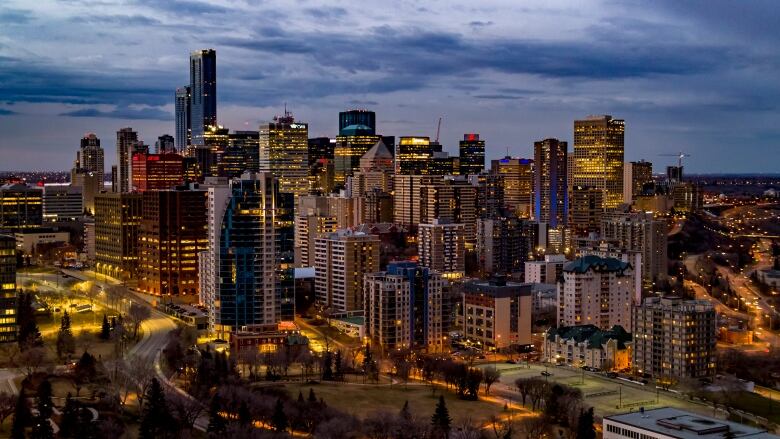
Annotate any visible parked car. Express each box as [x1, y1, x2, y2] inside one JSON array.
[[541, 371, 551, 377]]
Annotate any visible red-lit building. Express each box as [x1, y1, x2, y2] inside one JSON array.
[[131, 153, 184, 191]]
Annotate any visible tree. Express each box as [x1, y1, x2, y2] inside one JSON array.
[[271, 398, 288, 432], [31, 379, 54, 439], [431, 395, 451, 438], [400, 400, 411, 421], [238, 400, 251, 426], [138, 378, 171, 439], [16, 347, 46, 379], [58, 394, 78, 438], [10, 389, 30, 439], [334, 350, 343, 381], [73, 351, 96, 397], [322, 351, 334, 381], [483, 366, 501, 395], [56, 311, 76, 360], [99, 314, 110, 340], [576, 407, 596, 439], [308, 388, 317, 404], [0, 392, 14, 431], [206, 395, 226, 435], [17, 293, 42, 350], [128, 303, 151, 339]]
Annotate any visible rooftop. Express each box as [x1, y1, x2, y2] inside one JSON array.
[[563, 255, 631, 274], [547, 324, 632, 349], [605, 407, 779, 438]]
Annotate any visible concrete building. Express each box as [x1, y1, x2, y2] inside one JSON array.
[[491, 156, 533, 218], [137, 186, 208, 302], [524, 254, 566, 284], [76, 133, 105, 185], [623, 160, 653, 204], [94, 192, 141, 280], [0, 234, 17, 343], [70, 170, 101, 215], [314, 230, 380, 312], [632, 297, 717, 379], [393, 175, 440, 227], [573, 115, 625, 210], [13, 229, 70, 256], [418, 220, 465, 280], [364, 261, 444, 351], [543, 325, 632, 371], [0, 183, 42, 231], [42, 185, 83, 222], [569, 185, 604, 237], [558, 255, 635, 329], [116, 127, 141, 193], [460, 277, 533, 349], [603, 407, 779, 439], [294, 214, 337, 267], [131, 153, 184, 191], [476, 213, 535, 276], [473, 173, 505, 219], [601, 211, 667, 285], [419, 177, 478, 246]]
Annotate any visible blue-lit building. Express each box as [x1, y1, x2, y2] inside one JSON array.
[[190, 49, 217, 145], [175, 86, 191, 150], [363, 261, 444, 351], [339, 109, 376, 136], [534, 138, 568, 228]]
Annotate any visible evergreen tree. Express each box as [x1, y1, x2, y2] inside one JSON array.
[[31, 379, 54, 439], [270, 399, 288, 432], [334, 350, 343, 380], [322, 351, 334, 381], [297, 391, 305, 404], [75, 406, 97, 439], [58, 394, 78, 438], [308, 388, 317, 404], [400, 400, 412, 421], [139, 378, 171, 439], [238, 401, 251, 426], [206, 396, 226, 435], [11, 389, 30, 439], [575, 407, 596, 439], [99, 314, 111, 340], [56, 311, 75, 360], [431, 395, 451, 437], [17, 293, 42, 350]]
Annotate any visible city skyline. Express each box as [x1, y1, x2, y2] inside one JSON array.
[[1, 1, 779, 172]]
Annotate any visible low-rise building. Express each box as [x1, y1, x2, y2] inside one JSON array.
[[757, 268, 780, 288], [543, 324, 632, 371], [14, 228, 70, 256]]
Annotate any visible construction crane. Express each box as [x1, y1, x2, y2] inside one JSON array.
[[434, 117, 442, 143], [659, 151, 691, 168]]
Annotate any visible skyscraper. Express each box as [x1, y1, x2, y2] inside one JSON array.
[[259, 112, 309, 200], [339, 109, 376, 135], [314, 230, 380, 312], [0, 234, 16, 343], [573, 115, 625, 210], [78, 133, 105, 184], [131, 153, 184, 192], [492, 157, 533, 218], [116, 127, 139, 193], [95, 192, 142, 279], [190, 49, 217, 145], [175, 86, 191, 150], [418, 220, 465, 279], [533, 138, 568, 227], [397, 136, 433, 175], [155, 134, 176, 154], [623, 160, 653, 204], [334, 125, 380, 187], [459, 133, 485, 175]]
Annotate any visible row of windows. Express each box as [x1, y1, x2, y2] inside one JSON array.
[[604, 424, 658, 439]]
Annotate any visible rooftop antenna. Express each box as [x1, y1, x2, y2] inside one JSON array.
[[435, 117, 442, 143]]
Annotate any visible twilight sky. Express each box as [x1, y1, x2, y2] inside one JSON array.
[[0, 0, 779, 173]]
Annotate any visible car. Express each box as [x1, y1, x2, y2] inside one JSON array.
[[606, 372, 618, 378], [541, 371, 551, 377]]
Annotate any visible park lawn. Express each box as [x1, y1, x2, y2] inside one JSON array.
[[706, 391, 780, 425], [283, 382, 521, 425]]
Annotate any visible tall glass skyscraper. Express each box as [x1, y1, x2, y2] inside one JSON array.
[[190, 49, 217, 145], [533, 138, 568, 228], [573, 115, 624, 210], [175, 86, 191, 150], [259, 112, 309, 200], [339, 109, 376, 135], [459, 133, 485, 175]]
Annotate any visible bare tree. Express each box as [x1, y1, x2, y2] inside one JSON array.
[[167, 389, 204, 434], [16, 346, 46, 379], [128, 303, 151, 339], [450, 417, 483, 439], [0, 344, 20, 368], [128, 355, 156, 412], [519, 416, 549, 439], [483, 366, 501, 395], [0, 392, 14, 430], [488, 415, 513, 439]]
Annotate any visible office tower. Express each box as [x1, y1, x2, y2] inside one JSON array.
[[428, 151, 460, 176], [0, 183, 42, 231], [601, 211, 668, 285], [334, 125, 381, 187], [350, 140, 394, 196], [0, 235, 15, 343], [459, 133, 485, 175], [364, 261, 444, 351], [623, 160, 652, 204], [533, 138, 568, 226], [393, 175, 439, 226], [229, 131, 260, 174], [569, 185, 604, 236], [259, 112, 309, 200], [190, 49, 217, 145], [476, 213, 535, 276], [203, 173, 280, 338], [196, 125, 230, 177], [460, 277, 533, 349], [339, 109, 376, 134], [632, 297, 717, 379], [558, 255, 635, 329], [77, 133, 105, 184], [116, 127, 139, 193], [175, 86, 192, 150], [573, 115, 625, 210], [155, 134, 176, 154], [492, 157, 533, 217], [276, 192, 296, 321], [397, 136, 433, 175], [671, 183, 703, 213], [94, 192, 142, 280], [524, 254, 566, 284], [308, 137, 335, 166], [418, 220, 465, 280], [138, 186, 207, 301], [131, 153, 184, 191], [314, 230, 380, 312], [294, 214, 337, 267], [418, 177, 477, 246], [42, 185, 82, 222]]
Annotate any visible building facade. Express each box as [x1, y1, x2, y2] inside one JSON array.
[[314, 231, 380, 313], [396, 136, 433, 175], [543, 325, 632, 371], [524, 254, 566, 284], [259, 113, 309, 200], [569, 185, 604, 237], [418, 220, 465, 280], [534, 138, 568, 227], [0, 235, 16, 343], [94, 192, 142, 280], [42, 185, 83, 222], [77, 133, 105, 184], [623, 160, 653, 204], [477, 213, 535, 276], [0, 183, 42, 231], [601, 211, 668, 285], [190, 49, 217, 145], [458, 133, 485, 175], [175, 86, 191, 150], [492, 157, 533, 218], [116, 127, 141, 193], [573, 115, 625, 210], [460, 277, 533, 349], [131, 153, 184, 191]]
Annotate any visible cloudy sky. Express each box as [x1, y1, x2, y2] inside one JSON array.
[[0, 0, 778, 173]]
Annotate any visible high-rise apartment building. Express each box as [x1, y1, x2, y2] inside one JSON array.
[[473, 173, 505, 219], [533, 138, 568, 226], [393, 175, 439, 227], [632, 297, 717, 379], [477, 213, 535, 276], [525, 254, 566, 284], [94, 192, 142, 279], [116, 127, 139, 193], [459, 133, 485, 175], [460, 277, 533, 349], [294, 214, 337, 267], [77, 133, 105, 184], [0, 234, 16, 343], [314, 231, 380, 312], [364, 261, 444, 351], [42, 185, 82, 222], [418, 220, 465, 280], [131, 153, 184, 191], [137, 186, 208, 301], [601, 211, 668, 285], [558, 255, 635, 329], [190, 49, 217, 145], [573, 115, 625, 210], [569, 185, 604, 236], [203, 173, 280, 338], [259, 112, 309, 200], [492, 157, 533, 218], [419, 177, 478, 246], [397, 136, 433, 175], [0, 183, 42, 231], [623, 160, 653, 204], [175, 86, 191, 150]]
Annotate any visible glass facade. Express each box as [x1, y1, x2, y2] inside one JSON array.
[[573, 115, 624, 210], [190, 49, 217, 145], [397, 136, 433, 175], [533, 138, 568, 227], [459, 133, 485, 175]]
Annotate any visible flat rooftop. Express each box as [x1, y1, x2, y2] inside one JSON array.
[[605, 407, 779, 438]]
